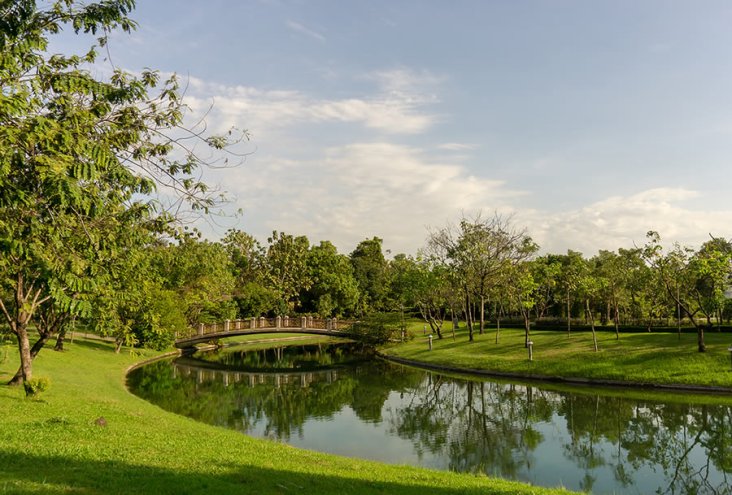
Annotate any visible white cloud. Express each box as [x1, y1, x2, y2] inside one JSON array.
[[438, 142, 478, 151], [519, 187, 732, 255], [213, 142, 523, 253], [182, 76, 436, 136], [286, 20, 326, 42]]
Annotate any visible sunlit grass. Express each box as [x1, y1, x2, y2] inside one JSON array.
[[388, 323, 732, 388], [0, 337, 574, 495]]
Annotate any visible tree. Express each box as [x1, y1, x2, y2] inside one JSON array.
[[154, 233, 237, 325], [350, 237, 389, 314], [264, 231, 311, 315], [0, 1, 240, 393], [643, 232, 732, 352], [428, 213, 535, 342], [388, 254, 452, 339], [530, 256, 561, 321], [556, 250, 585, 337], [505, 260, 538, 348], [301, 241, 359, 317], [576, 257, 601, 352]]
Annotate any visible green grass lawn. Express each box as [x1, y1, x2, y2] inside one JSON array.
[[0, 335, 573, 495], [387, 323, 732, 388]]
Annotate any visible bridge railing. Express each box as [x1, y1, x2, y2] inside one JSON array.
[[175, 316, 358, 341]]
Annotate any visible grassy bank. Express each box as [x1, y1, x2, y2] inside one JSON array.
[[387, 324, 732, 388], [0, 335, 572, 495]]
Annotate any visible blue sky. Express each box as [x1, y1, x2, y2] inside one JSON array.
[[58, 0, 732, 255]]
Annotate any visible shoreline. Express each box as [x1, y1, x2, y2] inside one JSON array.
[[376, 350, 732, 395]]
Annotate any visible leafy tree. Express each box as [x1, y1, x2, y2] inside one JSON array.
[[556, 250, 585, 337], [505, 260, 539, 347], [643, 231, 732, 352], [350, 237, 389, 314], [576, 257, 602, 352], [154, 233, 237, 325], [0, 0, 239, 391], [301, 240, 359, 317], [264, 231, 311, 314], [428, 214, 534, 341], [530, 256, 562, 321], [222, 229, 265, 288], [388, 254, 451, 339]]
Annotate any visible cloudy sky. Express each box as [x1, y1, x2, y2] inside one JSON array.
[[59, 0, 732, 255]]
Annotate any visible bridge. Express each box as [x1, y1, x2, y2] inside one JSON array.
[[174, 315, 357, 349]]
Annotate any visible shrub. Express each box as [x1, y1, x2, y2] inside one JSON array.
[[24, 377, 50, 397], [350, 312, 404, 345]]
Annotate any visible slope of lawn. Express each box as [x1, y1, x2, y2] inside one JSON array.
[[385, 324, 732, 389], [0, 335, 574, 495]]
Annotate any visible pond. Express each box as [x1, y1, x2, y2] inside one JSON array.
[[127, 341, 732, 494]]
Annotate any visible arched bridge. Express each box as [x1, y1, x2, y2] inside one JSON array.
[[174, 316, 357, 349]]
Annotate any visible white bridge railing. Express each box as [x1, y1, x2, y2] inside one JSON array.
[[175, 316, 355, 342]]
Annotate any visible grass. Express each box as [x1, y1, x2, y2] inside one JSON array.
[[0, 335, 573, 495], [387, 323, 732, 388]]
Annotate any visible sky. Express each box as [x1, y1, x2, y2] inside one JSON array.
[[55, 0, 732, 255]]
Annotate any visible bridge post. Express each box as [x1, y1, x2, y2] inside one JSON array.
[[198, 323, 204, 336], [275, 315, 282, 329], [333, 317, 338, 330], [284, 315, 289, 327], [250, 317, 256, 329], [224, 320, 230, 332], [301, 316, 307, 328], [259, 316, 266, 328], [235, 319, 241, 330], [326, 318, 331, 330], [308, 316, 313, 328]]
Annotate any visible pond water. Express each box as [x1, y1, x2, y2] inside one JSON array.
[[127, 341, 732, 494]]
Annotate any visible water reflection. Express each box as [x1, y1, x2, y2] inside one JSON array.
[[127, 343, 732, 494]]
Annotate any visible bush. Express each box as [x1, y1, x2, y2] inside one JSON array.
[[24, 377, 50, 397], [350, 312, 404, 345]]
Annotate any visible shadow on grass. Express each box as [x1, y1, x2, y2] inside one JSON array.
[[0, 451, 545, 495], [65, 338, 117, 353]]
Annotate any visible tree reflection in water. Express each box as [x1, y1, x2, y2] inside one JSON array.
[[128, 343, 732, 495]]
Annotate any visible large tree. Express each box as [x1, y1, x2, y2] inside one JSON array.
[[350, 237, 389, 314], [264, 231, 311, 315], [301, 240, 359, 317], [428, 213, 535, 341], [0, 1, 237, 393], [643, 232, 732, 352]]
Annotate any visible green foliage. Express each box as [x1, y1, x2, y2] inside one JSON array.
[[350, 237, 389, 313], [154, 234, 237, 325], [24, 376, 50, 396], [264, 231, 311, 314], [0, 0, 241, 387], [351, 312, 404, 345], [234, 282, 279, 317], [301, 240, 359, 317]]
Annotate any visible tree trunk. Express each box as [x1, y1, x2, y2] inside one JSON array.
[[698, 325, 707, 353], [523, 310, 531, 348], [8, 333, 52, 385], [567, 289, 571, 337], [465, 292, 474, 342], [494, 301, 500, 344], [479, 295, 485, 335], [614, 299, 620, 340], [54, 326, 68, 351], [15, 326, 33, 392], [587, 299, 598, 352]]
